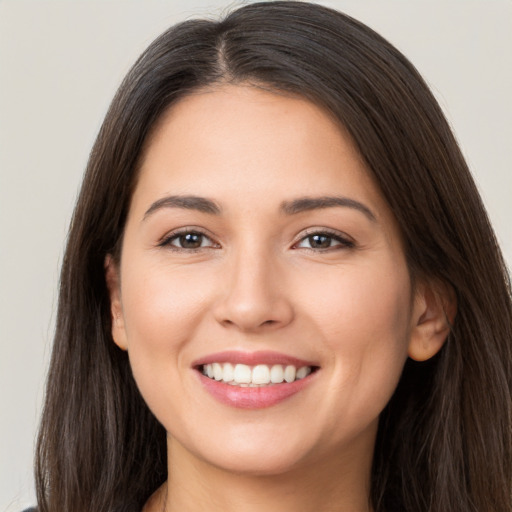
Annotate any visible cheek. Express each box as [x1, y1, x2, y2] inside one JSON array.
[[118, 260, 215, 412], [300, 260, 412, 414], [305, 261, 412, 348], [121, 260, 212, 347]]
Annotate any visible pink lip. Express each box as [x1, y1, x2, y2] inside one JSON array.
[[192, 350, 317, 368], [197, 371, 318, 409], [192, 350, 320, 410]]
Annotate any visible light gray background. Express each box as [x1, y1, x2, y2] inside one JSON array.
[[1, 1, 510, 510]]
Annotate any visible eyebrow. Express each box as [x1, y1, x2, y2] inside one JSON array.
[[280, 196, 376, 222], [143, 195, 221, 219], [143, 194, 376, 222]]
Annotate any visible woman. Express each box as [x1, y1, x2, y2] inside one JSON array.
[[32, 2, 512, 511]]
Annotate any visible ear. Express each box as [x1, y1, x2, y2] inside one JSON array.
[[408, 279, 457, 362], [105, 255, 128, 351]]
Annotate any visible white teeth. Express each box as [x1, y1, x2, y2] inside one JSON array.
[[252, 364, 271, 385], [270, 364, 284, 383], [296, 366, 311, 379], [213, 362, 223, 381], [201, 363, 313, 386], [233, 364, 252, 384], [284, 365, 296, 383], [222, 362, 234, 383]]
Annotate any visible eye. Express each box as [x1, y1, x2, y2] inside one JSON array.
[[159, 230, 218, 251], [295, 230, 354, 251]]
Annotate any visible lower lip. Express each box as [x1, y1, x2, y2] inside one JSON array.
[[197, 371, 317, 409]]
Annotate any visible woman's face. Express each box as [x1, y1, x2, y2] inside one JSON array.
[[108, 84, 425, 476]]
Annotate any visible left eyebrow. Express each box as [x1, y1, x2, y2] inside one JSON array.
[[280, 196, 377, 222], [143, 195, 221, 220]]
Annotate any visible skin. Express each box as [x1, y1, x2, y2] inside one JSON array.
[[106, 84, 451, 512]]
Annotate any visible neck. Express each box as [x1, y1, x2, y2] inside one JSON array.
[[146, 431, 375, 512]]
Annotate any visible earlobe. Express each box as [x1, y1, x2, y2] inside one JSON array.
[[408, 279, 457, 362], [105, 255, 128, 351]]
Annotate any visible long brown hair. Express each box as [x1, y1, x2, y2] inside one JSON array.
[[35, 2, 512, 511]]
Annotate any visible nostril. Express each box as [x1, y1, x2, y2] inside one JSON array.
[[213, 290, 294, 332]]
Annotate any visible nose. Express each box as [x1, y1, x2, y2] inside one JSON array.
[[212, 248, 294, 333]]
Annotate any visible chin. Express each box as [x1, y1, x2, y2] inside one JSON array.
[[173, 426, 318, 477], [202, 447, 310, 477]]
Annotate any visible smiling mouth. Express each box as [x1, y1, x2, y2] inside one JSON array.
[[194, 352, 320, 408], [199, 363, 318, 387]]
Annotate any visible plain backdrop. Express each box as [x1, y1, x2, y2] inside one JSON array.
[[0, 1, 511, 510]]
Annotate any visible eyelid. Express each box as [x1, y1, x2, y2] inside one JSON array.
[[292, 227, 355, 250], [158, 226, 220, 250], [156, 226, 354, 252]]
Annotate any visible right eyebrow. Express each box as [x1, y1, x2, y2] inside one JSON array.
[[143, 195, 221, 220], [280, 195, 377, 222]]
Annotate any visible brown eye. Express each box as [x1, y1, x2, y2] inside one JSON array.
[[308, 234, 333, 249], [177, 233, 204, 249], [161, 230, 217, 250], [295, 231, 354, 251]]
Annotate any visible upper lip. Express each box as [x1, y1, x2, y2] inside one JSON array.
[[192, 350, 319, 368]]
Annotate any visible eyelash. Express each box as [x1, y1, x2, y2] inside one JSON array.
[[158, 228, 218, 252], [293, 228, 355, 251], [158, 228, 355, 252]]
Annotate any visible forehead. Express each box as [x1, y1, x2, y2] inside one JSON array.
[[131, 84, 393, 226]]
